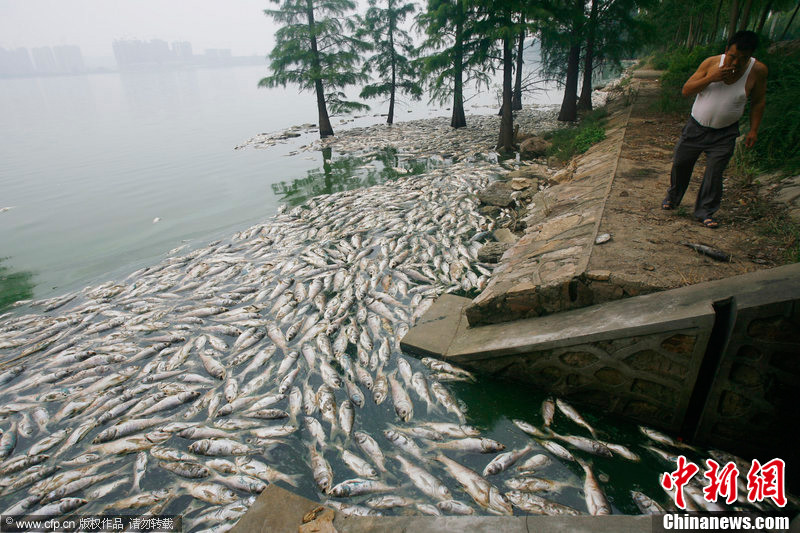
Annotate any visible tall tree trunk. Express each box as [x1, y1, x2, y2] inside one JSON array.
[[578, 0, 598, 111], [512, 25, 524, 111], [388, 12, 396, 124], [307, 1, 333, 137], [739, 0, 754, 30], [690, 12, 705, 48], [727, 0, 740, 40], [498, 32, 514, 152], [781, 1, 800, 40], [756, 0, 773, 34], [674, 20, 684, 45], [687, 14, 695, 48], [558, 41, 581, 122], [710, 0, 724, 43], [451, 4, 467, 129]]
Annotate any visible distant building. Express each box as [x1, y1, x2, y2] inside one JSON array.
[[53, 45, 85, 74], [171, 41, 193, 60], [113, 39, 174, 68], [31, 46, 58, 74], [0, 47, 35, 76]]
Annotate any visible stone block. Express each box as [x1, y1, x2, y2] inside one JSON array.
[[477, 242, 512, 263], [231, 484, 326, 533], [586, 270, 611, 281], [477, 181, 516, 207], [493, 228, 518, 244]]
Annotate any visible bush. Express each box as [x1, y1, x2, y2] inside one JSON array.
[[741, 47, 800, 173], [657, 43, 721, 113], [545, 108, 608, 162]]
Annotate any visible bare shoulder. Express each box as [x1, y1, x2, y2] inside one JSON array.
[[753, 60, 768, 79], [692, 55, 718, 74], [700, 55, 720, 68]]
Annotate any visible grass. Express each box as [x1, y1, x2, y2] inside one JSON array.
[[544, 108, 608, 163], [735, 46, 800, 174], [725, 172, 800, 264]]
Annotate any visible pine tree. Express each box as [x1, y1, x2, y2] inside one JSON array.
[[357, 0, 422, 124], [260, 0, 369, 138], [417, 0, 495, 128]]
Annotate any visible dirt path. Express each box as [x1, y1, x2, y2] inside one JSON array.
[[587, 76, 783, 294]]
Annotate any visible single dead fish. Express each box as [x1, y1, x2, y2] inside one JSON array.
[[681, 242, 731, 262]]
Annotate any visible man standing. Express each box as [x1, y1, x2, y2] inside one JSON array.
[[662, 31, 767, 228]]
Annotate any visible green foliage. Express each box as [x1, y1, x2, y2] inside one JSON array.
[[545, 108, 608, 161], [355, 0, 422, 112], [741, 47, 800, 173], [656, 43, 720, 113], [539, 0, 652, 84], [415, 0, 496, 106], [260, 0, 368, 115]]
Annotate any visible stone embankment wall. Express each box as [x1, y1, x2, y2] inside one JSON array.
[[402, 263, 800, 467], [466, 87, 635, 327], [401, 71, 800, 461]]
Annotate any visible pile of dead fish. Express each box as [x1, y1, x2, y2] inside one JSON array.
[[0, 128, 793, 531], [311, 106, 563, 162]]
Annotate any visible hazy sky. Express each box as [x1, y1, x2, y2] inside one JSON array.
[[0, 0, 282, 57]]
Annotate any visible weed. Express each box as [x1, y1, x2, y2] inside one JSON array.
[[545, 108, 608, 163], [676, 206, 688, 217]]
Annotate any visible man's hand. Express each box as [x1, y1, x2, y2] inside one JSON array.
[[708, 63, 735, 83], [745, 130, 757, 148]]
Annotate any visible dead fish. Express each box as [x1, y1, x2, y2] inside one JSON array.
[[555, 399, 597, 438], [329, 478, 395, 497], [435, 454, 512, 515], [631, 490, 666, 514], [505, 491, 580, 515], [483, 444, 533, 476], [681, 242, 731, 262], [578, 460, 611, 515]]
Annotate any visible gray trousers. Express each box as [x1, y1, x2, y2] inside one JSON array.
[[664, 116, 739, 220]]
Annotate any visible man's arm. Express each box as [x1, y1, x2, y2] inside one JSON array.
[[745, 63, 768, 148], [682, 56, 732, 97]]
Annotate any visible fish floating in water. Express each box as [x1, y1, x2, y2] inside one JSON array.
[[0, 108, 779, 527]]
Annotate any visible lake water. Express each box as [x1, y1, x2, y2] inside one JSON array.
[[0, 61, 565, 309]]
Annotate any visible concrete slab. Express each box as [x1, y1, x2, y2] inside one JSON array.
[[231, 484, 328, 533], [399, 294, 471, 358], [413, 263, 800, 362], [448, 293, 714, 361]]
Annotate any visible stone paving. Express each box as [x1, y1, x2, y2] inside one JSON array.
[[466, 87, 635, 326]]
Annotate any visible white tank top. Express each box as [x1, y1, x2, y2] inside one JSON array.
[[691, 55, 755, 129]]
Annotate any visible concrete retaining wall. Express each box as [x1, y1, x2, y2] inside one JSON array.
[[693, 293, 800, 467], [402, 263, 800, 463]]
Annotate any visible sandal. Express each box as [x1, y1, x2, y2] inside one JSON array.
[[661, 200, 674, 210], [699, 217, 719, 228]]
